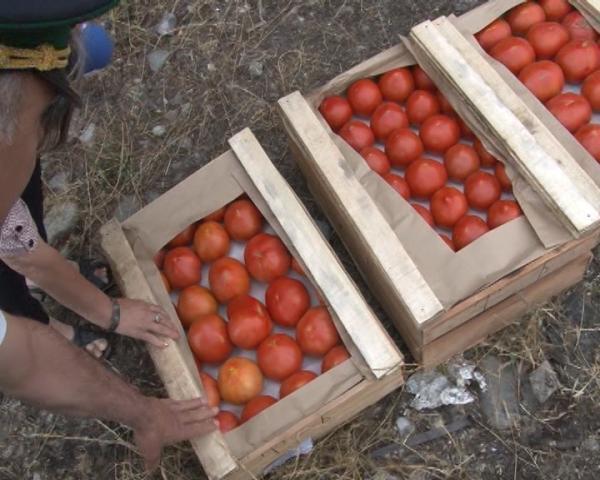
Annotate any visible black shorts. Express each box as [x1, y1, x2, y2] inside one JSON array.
[[0, 161, 50, 324]]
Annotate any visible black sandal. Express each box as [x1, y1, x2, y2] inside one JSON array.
[[72, 325, 112, 360]]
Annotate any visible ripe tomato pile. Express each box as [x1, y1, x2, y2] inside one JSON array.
[[476, 0, 600, 162], [319, 68, 522, 250], [155, 197, 350, 433]]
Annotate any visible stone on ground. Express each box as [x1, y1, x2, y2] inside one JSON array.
[[479, 356, 520, 429]]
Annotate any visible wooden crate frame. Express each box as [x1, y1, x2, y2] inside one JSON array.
[[100, 129, 404, 480], [277, 1, 600, 366]]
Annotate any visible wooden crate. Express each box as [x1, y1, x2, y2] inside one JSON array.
[[100, 129, 403, 480], [277, 0, 600, 367]]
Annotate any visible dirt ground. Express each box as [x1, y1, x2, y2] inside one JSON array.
[[1, 1, 600, 479]]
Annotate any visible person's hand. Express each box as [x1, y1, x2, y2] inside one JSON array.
[[116, 298, 180, 347], [134, 397, 218, 472]]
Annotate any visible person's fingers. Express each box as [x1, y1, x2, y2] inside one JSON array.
[[168, 398, 210, 412], [143, 332, 169, 349], [178, 406, 219, 425], [148, 320, 179, 340]]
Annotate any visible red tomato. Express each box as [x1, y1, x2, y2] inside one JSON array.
[[296, 307, 341, 356], [216, 411, 239, 433], [476, 19, 512, 51], [412, 65, 437, 91], [177, 285, 218, 328], [452, 215, 490, 250], [168, 225, 196, 248], [160, 271, 171, 293], [518, 60, 565, 102], [224, 199, 263, 241], [218, 357, 263, 405], [291, 257, 305, 276], [539, 0, 572, 21], [193, 221, 230, 262], [490, 36, 536, 74], [385, 128, 424, 166], [431, 187, 469, 228], [339, 120, 375, 151], [378, 68, 415, 102], [188, 314, 233, 364], [319, 96, 353, 130], [444, 143, 481, 181], [465, 172, 502, 210], [280, 371, 318, 398], [154, 249, 166, 268], [265, 277, 310, 327], [556, 40, 600, 82], [575, 123, 600, 161], [370, 102, 409, 140], [473, 138, 498, 167], [412, 203, 435, 227], [227, 295, 272, 350], [382, 172, 411, 200], [495, 162, 513, 191], [506, 2, 546, 35], [487, 200, 523, 228], [203, 206, 226, 223], [241, 395, 277, 423], [406, 90, 441, 125], [436, 92, 455, 115], [257, 334, 303, 380], [163, 247, 201, 290], [244, 233, 291, 282], [209, 257, 251, 303], [347, 78, 383, 116], [360, 147, 391, 175], [526, 22, 570, 58], [440, 234, 455, 251], [546, 92, 592, 132], [582, 70, 600, 111], [321, 345, 350, 373], [405, 158, 448, 198], [419, 114, 461, 153], [562, 11, 598, 41], [199, 372, 220, 408]]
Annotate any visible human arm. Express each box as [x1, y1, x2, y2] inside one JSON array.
[[1, 238, 179, 347], [0, 312, 217, 470]]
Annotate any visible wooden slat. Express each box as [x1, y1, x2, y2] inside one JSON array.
[[409, 17, 600, 237], [570, 0, 600, 32], [278, 92, 444, 327], [421, 252, 591, 367], [99, 220, 237, 480], [228, 128, 403, 378]]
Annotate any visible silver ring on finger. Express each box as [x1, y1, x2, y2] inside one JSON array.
[[153, 313, 161, 324]]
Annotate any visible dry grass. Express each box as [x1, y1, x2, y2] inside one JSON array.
[[2, 0, 600, 479]]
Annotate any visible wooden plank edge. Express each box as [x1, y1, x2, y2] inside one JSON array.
[[277, 91, 444, 327], [225, 368, 405, 479], [421, 252, 591, 367], [409, 18, 600, 236], [228, 128, 403, 378], [99, 219, 238, 480]]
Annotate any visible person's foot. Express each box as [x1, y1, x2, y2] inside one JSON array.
[[49, 318, 109, 358]]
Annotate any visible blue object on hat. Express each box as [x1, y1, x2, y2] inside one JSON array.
[[80, 22, 114, 73]]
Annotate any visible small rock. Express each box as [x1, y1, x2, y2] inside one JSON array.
[[45, 201, 79, 246], [114, 195, 141, 221], [78, 123, 96, 144], [207, 62, 217, 72], [47, 172, 69, 193], [152, 125, 166, 137], [147, 49, 171, 72], [248, 60, 264, 77], [395, 416, 415, 438], [582, 435, 599, 452], [479, 356, 520, 429], [156, 12, 177, 36], [529, 360, 559, 404]]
